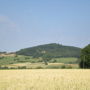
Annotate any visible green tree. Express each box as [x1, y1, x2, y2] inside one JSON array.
[[79, 44, 90, 68], [42, 53, 52, 65]]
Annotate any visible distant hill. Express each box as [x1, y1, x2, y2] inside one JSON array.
[[16, 43, 81, 58], [0, 52, 7, 54]]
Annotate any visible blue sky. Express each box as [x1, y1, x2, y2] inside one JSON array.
[[0, 0, 90, 52]]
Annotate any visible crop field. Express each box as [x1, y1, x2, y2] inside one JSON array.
[[0, 54, 78, 65], [0, 69, 90, 90]]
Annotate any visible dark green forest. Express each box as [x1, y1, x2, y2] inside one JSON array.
[[16, 43, 81, 58]]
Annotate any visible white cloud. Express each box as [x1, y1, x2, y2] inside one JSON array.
[[0, 15, 19, 31]]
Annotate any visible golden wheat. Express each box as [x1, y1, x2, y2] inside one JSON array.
[[0, 69, 90, 90]]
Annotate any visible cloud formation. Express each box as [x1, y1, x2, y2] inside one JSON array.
[[0, 15, 18, 31]]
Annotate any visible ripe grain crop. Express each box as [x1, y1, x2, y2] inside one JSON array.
[[0, 69, 90, 90]]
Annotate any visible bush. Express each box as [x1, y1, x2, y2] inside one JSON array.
[[18, 66, 27, 69], [31, 61, 36, 63], [49, 59, 57, 63], [10, 67, 16, 69], [25, 57, 30, 60], [46, 65, 61, 69], [35, 66, 43, 69], [61, 65, 66, 69], [9, 62, 14, 64], [14, 58, 19, 61], [66, 65, 72, 69], [0, 66, 9, 69]]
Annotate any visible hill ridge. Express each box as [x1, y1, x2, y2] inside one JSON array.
[[16, 43, 81, 58]]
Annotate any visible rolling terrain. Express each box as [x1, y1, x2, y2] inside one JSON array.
[[16, 43, 81, 58], [0, 43, 81, 69]]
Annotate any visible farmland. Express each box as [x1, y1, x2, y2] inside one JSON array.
[[0, 69, 90, 90], [0, 55, 79, 69], [0, 43, 80, 69]]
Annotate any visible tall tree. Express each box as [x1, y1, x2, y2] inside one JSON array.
[[79, 44, 90, 68]]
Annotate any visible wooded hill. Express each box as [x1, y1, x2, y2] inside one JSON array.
[[16, 43, 81, 58]]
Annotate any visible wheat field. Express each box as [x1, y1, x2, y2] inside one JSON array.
[[0, 69, 90, 90]]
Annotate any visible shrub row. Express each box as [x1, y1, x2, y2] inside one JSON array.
[[0, 65, 73, 69]]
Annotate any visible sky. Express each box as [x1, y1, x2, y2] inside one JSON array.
[[0, 0, 90, 52]]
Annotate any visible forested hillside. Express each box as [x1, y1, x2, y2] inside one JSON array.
[[16, 43, 81, 58]]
